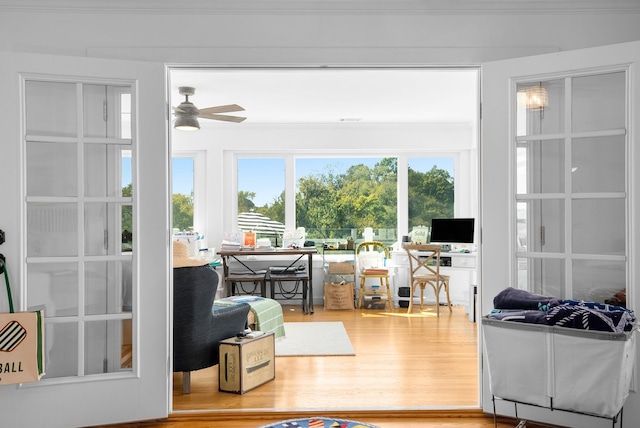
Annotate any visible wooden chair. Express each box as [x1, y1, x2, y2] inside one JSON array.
[[356, 241, 392, 309], [404, 244, 452, 316]]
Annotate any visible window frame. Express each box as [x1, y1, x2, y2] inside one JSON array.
[[171, 150, 206, 234], [224, 150, 473, 243]]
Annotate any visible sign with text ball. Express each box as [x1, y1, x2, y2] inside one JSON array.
[[0, 259, 45, 385]]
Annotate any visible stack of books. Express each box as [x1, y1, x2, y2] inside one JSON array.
[[220, 240, 241, 251]]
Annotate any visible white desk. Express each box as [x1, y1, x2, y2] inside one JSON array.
[[389, 249, 477, 310]]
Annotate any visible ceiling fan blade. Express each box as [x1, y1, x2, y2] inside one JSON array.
[[199, 104, 245, 115], [202, 114, 247, 123]]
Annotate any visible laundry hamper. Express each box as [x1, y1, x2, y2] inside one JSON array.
[[482, 316, 636, 419]]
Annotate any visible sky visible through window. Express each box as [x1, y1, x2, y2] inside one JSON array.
[[172, 158, 195, 195]]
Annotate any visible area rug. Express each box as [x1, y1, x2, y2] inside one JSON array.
[[259, 417, 379, 428], [275, 322, 355, 356]]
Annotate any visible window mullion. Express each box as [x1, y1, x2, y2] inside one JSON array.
[[285, 155, 296, 228], [564, 77, 572, 299], [396, 155, 409, 238], [76, 82, 86, 377]]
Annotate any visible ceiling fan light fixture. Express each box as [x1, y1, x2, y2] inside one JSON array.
[[173, 85, 246, 128], [174, 113, 200, 131], [174, 87, 201, 130]]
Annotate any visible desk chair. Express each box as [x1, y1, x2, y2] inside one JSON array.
[[268, 265, 312, 314], [404, 244, 452, 316], [356, 241, 392, 309]]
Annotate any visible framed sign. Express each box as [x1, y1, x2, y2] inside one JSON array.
[[242, 231, 256, 248]]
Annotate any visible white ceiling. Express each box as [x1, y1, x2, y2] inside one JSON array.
[[169, 68, 479, 126]]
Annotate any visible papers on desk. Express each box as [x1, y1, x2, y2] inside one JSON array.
[[256, 238, 273, 249], [221, 240, 241, 251], [222, 232, 242, 251]]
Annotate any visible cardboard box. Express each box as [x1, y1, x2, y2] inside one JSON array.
[[219, 332, 275, 394], [327, 262, 355, 275]]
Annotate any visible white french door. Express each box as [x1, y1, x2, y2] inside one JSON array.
[[481, 41, 640, 426], [0, 52, 169, 427]]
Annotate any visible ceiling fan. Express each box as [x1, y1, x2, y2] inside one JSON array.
[[173, 86, 246, 130]]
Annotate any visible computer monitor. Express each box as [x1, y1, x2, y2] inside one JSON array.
[[429, 218, 475, 244]]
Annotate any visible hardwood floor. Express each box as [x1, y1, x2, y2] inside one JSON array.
[[173, 304, 479, 411], [100, 303, 559, 427]]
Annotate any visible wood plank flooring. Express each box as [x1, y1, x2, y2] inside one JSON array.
[[99, 303, 559, 427], [173, 304, 479, 411]]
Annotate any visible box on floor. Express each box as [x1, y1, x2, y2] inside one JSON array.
[[219, 332, 275, 394]]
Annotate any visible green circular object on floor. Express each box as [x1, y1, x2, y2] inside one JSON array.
[[259, 417, 380, 428]]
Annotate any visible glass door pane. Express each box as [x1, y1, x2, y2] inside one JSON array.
[[572, 198, 625, 256], [25, 81, 77, 137], [571, 135, 625, 193], [572, 72, 626, 132], [26, 141, 77, 197], [516, 78, 565, 136], [516, 139, 565, 194]]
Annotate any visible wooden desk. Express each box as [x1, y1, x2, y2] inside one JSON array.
[[217, 247, 317, 314]]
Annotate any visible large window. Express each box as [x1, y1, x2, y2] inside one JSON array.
[[237, 157, 285, 219], [237, 155, 457, 249], [296, 157, 398, 246], [408, 157, 455, 230]]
